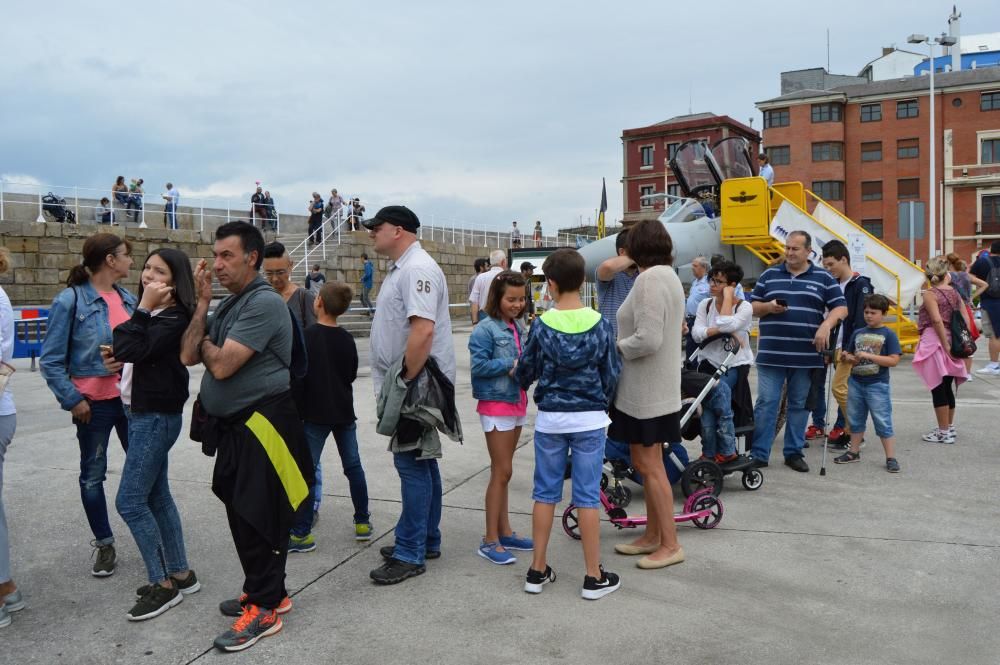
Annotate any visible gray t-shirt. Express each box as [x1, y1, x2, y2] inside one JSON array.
[[370, 241, 456, 392], [286, 287, 316, 329], [199, 277, 293, 418]]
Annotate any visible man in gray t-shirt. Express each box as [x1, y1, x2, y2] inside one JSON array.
[[596, 229, 638, 340]]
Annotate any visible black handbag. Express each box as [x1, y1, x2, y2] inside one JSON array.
[[947, 290, 976, 358]]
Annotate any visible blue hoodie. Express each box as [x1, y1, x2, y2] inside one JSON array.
[[515, 307, 620, 412]]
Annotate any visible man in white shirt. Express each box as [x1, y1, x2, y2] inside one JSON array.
[[162, 183, 179, 230], [758, 154, 774, 187], [468, 249, 507, 324], [510, 222, 522, 248]]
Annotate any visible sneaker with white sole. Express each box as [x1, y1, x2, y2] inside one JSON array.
[[478, 540, 516, 565], [0, 605, 9, 629], [127, 583, 183, 621], [136, 570, 200, 598], [975, 364, 1000, 376], [91, 542, 116, 577], [524, 565, 556, 594], [3, 589, 25, 613], [213, 604, 282, 652], [581, 567, 621, 600], [922, 428, 955, 444]]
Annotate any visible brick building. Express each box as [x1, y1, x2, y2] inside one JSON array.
[[757, 67, 1000, 260], [621, 113, 759, 225]]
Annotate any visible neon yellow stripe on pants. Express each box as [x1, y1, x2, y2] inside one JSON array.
[[245, 412, 309, 511]]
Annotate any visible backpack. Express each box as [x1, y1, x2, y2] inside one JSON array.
[[985, 257, 1000, 299]]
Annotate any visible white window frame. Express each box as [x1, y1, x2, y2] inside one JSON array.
[[639, 184, 656, 208], [978, 187, 1000, 232], [977, 130, 1000, 165], [639, 143, 655, 170]]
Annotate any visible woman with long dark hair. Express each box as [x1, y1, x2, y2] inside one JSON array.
[[40, 233, 136, 577], [109, 248, 199, 620]]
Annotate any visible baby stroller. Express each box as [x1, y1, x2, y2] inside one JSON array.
[[41, 192, 76, 224]]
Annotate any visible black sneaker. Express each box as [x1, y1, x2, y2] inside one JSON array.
[[379, 545, 440, 561], [91, 542, 116, 577], [126, 584, 182, 621], [524, 565, 556, 594], [370, 559, 426, 585], [581, 567, 620, 600], [750, 458, 769, 469], [784, 455, 810, 473], [886, 458, 901, 473], [136, 570, 201, 598]]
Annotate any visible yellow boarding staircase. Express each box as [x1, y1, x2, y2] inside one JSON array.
[[719, 178, 922, 352]]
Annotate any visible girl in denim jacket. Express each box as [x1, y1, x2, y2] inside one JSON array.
[[468, 271, 533, 565]]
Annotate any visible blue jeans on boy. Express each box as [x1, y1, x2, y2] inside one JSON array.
[[846, 378, 894, 438], [115, 410, 189, 584], [750, 365, 811, 462], [391, 450, 441, 565], [533, 429, 604, 509], [808, 366, 827, 430], [699, 380, 736, 458], [292, 422, 370, 537], [75, 398, 129, 545]]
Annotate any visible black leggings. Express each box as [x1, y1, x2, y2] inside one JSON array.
[[931, 376, 955, 409]]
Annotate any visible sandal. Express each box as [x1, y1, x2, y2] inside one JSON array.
[[834, 450, 861, 464]]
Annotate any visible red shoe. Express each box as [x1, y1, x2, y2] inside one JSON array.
[[826, 427, 847, 444], [714, 453, 738, 464], [805, 425, 825, 440]]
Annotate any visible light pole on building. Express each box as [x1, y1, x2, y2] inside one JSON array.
[[908, 32, 958, 259]]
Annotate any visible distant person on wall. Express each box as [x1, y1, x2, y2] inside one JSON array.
[[350, 198, 365, 231], [112, 176, 129, 212], [304, 264, 326, 296], [510, 221, 522, 248], [327, 189, 346, 227], [307, 193, 324, 246], [263, 191, 277, 232], [533, 221, 543, 247], [96, 198, 113, 225], [162, 183, 179, 230], [251, 187, 267, 228], [469, 250, 507, 324], [758, 153, 774, 187], [360, 253, 375, 316], [127, 179, 144, 223]]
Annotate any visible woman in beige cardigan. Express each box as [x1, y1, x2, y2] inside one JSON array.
[[607, 219, 685, 570]]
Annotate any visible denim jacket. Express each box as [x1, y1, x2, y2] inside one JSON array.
[[40, 281, 137, 410], [468, 316, 523, 403]]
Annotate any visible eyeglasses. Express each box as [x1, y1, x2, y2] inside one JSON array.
[[709, 278, 728, 286], [264, 270, 288, 278]]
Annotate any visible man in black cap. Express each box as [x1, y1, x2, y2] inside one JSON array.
[[520, 261, 536, 322], [362, 206, 457, 584]]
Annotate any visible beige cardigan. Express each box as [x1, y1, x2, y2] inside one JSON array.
[[614, 264, 685, 419]]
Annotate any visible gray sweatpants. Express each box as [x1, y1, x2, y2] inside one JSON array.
[[0, 414, 17, 584]]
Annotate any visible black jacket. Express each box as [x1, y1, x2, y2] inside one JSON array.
[[832, 273, 873, 351], [113, 305, 191, 413]]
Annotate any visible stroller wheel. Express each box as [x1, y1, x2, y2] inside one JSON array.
[[607, 484, 632, 508], [741, 469, 764, 491], [600, 473, 609, 491], [561, 505, 581, 540], [681, 460, 724, 498], [690, 492, 724, 529]]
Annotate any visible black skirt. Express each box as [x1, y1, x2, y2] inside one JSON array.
[[608, 405, 681, 447]]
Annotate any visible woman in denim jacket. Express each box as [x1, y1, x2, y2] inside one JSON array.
[[40, 233, 136, 577], [468, 271, 533, 565]]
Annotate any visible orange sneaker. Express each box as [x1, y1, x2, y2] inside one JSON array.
[[219, 593, 292, 617], [213, 604, 282, 652]]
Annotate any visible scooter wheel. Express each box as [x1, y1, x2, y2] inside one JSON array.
[[742, 469, 764, 491], [608, 484, 632, 508], [681, 460, 724, 498], [561, 505, 582, 540], [690, 493, 724, 529]]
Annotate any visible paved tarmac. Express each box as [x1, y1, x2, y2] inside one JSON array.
[[2, 326, 999, 665]]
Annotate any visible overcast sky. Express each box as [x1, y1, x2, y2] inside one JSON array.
[[2, 1, 998, 232]]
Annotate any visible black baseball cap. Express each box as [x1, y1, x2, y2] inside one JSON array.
[[362, 205, 420, 233], [520, 261, 536, 271]]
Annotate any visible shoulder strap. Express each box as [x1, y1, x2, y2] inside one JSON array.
[[65, 286, 78, 366]]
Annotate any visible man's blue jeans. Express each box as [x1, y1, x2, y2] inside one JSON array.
[[166, 204, 177, 230], [291, 422, 370, 537], [808, 366, 828, 430], [700, 380, 736, 458], [75, 398, 129, 545], [115, 410, 189, 584], [750, 365, 811, 462], [391, 450, 441, 565]]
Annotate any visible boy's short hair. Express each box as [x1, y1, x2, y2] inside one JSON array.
[[710, 260, 743, 286], [614, 228, 629, 253], [542, 248, 585, 294], [318, 281, 353, 317], [624, 219, 673, 268], [864, 293, 890, 314], [821, 239, 850, 262], [483, 270, 526, 320]]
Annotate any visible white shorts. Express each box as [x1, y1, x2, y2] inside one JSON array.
[[480, 414, 528, 432]]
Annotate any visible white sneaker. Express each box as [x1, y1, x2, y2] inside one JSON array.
[[975, 364, 1000, 376], [922, 429, 955, 444]]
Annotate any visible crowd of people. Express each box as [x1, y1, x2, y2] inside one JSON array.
[[0, 208, 997, 650]]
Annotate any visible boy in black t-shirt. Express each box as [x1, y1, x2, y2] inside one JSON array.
[[289, 282, 372, 553]]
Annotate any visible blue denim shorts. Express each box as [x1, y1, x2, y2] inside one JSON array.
[[847, 377, 894, 438], [532, 428, 604, 509]]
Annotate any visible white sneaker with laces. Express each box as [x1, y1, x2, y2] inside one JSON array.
[[922, 429, 955, 444], [975, 364, 1000, 376]]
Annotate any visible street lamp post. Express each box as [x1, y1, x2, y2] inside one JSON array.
[[908, 32, 958, 259]]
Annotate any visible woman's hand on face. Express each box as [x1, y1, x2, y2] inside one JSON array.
[[722, 286, 736, 300], [139, 281, 173, 310]]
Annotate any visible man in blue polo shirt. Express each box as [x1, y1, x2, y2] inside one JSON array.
[[749, 230, 847, 472]]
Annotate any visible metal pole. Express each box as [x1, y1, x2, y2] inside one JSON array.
[[908, 201, 915, 263], [74, 186, 79, 224], [0, 180, 4, 220], [200, 200, 204, 232], [36, 189, 44, 223], [227, 200, 231, 224], [928, 41, 936, 259]]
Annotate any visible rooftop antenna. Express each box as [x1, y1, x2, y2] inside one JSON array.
[[688, 83, 692, 115], [826, 28, 831, 72]]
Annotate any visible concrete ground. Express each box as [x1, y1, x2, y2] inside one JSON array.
[[2, 326, 999, 665]]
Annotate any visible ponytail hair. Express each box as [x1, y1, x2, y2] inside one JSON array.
[[68, 233, 130, 287], [925, 256, 950, 286], [945, 252, 966, 272]]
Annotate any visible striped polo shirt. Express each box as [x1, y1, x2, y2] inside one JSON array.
[[750, 263, 846, 368]]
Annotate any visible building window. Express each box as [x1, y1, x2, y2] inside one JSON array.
[[766, 145, 790, 165], [640, 145, 654, 168], [897, 100, 919, 119], [861, 219, 884, 238], [667, 184, 680, 198], [982, 91, 1000, 111], [861, 141, 882, 162], [897, 138, 920, 159], [812, 181, 844, 200], [666, 142, 680, 160], [812, 142, 844, 161], [639, 185, 655, 208], [764, 108, 790, 128], [811, 103, 843, 123], [898, 178, 920, 199], [860, 103, 882, 122], [984, 194, 1000, 233], [861, 181, 883, 201], [982, 138, 1000, 164]]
